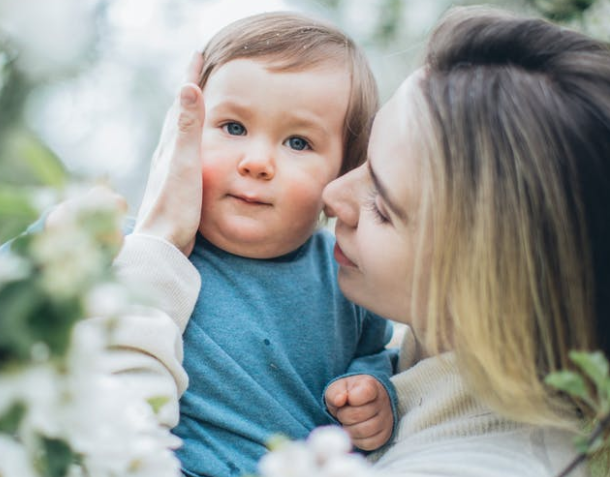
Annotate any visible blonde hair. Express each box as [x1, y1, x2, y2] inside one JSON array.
[[413, 6, 610, 431], [197, 12, 379, 175]]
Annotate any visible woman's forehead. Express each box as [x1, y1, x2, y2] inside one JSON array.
[[369, 70, 427, 223]]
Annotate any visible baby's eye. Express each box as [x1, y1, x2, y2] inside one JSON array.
[[223, 122, 246, 136], [284, 136, 311, 151]]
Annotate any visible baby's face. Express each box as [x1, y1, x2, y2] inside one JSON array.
[[198, 58, 350, 258]]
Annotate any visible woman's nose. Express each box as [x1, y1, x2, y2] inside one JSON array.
[[322, 167, 361, 227], [237, 147, 275, 180]]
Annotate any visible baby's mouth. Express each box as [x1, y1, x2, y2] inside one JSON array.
[[229, 194, 272, 206]]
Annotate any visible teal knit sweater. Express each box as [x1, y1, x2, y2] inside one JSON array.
[[174, 230, 397, 477]]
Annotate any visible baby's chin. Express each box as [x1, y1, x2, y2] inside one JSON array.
[[198, 223, 306, 260]]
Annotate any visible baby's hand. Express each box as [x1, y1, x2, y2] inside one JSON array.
[[324, 374, 393, 451]]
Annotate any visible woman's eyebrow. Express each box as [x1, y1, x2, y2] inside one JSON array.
[[368, 161, 407, 221]]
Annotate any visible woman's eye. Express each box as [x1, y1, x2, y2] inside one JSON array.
[[284, 136, 311, 151], [223, 122, 246, 136], [365, 190, 391, 224]]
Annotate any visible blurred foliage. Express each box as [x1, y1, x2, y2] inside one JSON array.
[[0, 205, 121, 369], [546, 351, 610, 477], [528, 0, 596, 20], [374, 0, 405, 46], [0, 10, 77, 244]]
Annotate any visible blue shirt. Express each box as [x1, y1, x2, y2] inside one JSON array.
[[175, 230, 397, 477]]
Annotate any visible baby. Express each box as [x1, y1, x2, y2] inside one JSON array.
[[175, 12, 398, 477]]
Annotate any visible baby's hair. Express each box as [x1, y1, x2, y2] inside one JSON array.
[[198, 12, 379, 174]]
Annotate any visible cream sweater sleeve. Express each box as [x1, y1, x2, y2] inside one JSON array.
[[84, 234, 201, 428]]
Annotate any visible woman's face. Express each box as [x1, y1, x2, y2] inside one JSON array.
[[323, 71, 432, 330]]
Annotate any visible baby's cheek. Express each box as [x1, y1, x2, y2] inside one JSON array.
[[288, 181, 326, 220], [200, 162, 224, 190]]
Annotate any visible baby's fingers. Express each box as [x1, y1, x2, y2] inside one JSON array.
[[344, 375, 381, 407], [324, 379, 349, 417], [343, 411, 392, 451], [335, 401, 378, 426]]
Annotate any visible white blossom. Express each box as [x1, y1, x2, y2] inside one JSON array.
[[0, 436, 38, 477], [32, 225, 105, 297], [0, 260, 181, 477], [307, 425, 352, 465], [0, 252, 30, 286], [86, 282, 130, 318], [258, 426, 376, 477], [0, 0, 99, 78], [60, 324, 182, 477], [259, 441, 318, 477], [320, 454, 372, 477], [0, 363, 63, 437]]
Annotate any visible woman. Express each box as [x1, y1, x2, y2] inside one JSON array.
[[322, 6, 610, 476], [89, 5, 608, 477]]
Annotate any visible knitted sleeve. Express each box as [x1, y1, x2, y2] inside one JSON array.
[[324, 312, 400, 449], [88, 233, 200, 427]]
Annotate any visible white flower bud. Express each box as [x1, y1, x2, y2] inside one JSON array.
[[308, 426, 352, 464], [86, 283, 129, 318], [0, 436, 38, 477], [321, 454, 373, 477]]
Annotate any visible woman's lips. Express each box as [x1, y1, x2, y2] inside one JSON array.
[[333, 242, 356, 267]]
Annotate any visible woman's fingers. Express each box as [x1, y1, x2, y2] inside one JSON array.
[[152, 52, 204, 166], [174, 84, 205, 166], [184, 50, 204, 84], [134, 55, 205, 256]]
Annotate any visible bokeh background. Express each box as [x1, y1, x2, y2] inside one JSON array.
[[1, 0, 609, 242]]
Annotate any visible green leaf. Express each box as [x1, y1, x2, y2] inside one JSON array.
[[0, 186, 39, 216], [37, 436, 75, 477], [0, 400, 26, 434], [0, 185, 39, 243], [1, 130, 68, 188], [147, 395, 170, 415], [587, 434, 605, 454], [0, 278, 83, 367], [603, 381, 610, 413], [0, 279, 46, 365], [531, 0, 595, 21], [545, 370, 589, 399], [570, 351, 610, 393], [574, 435, 589, 454]]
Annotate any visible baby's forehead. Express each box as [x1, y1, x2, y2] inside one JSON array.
[[204, 58, 350, 123], [215, 54, 350, 77]]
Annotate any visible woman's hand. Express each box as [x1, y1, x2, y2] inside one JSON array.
[[134, 52, 205, 256]]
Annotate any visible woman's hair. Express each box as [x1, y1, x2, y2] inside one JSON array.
[[197, 12, 379, 175], [414, 6, 610, 429]]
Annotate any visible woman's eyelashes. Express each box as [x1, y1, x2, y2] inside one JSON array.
[[364, 189, 391, 224]]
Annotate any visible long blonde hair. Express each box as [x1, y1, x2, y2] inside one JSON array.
[[415, 6, 610, 431]]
